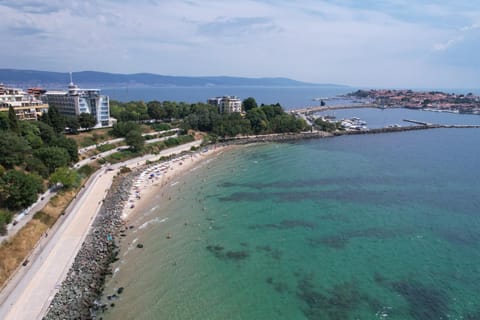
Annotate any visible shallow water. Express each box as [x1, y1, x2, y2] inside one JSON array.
[[102, 119, 480, 319]]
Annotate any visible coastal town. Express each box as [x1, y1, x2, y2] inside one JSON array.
[[1, 77, 480, 319], [348, 89, 480, 114]]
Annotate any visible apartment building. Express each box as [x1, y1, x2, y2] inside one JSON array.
[[207, 96, 242, 113], [0, 83, 49, 121]]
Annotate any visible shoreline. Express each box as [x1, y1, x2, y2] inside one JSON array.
[[44, 143, 234, 319], [41, 123, 480, 318]]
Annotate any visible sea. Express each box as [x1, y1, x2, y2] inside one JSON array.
[[101, 87, 480, 320]]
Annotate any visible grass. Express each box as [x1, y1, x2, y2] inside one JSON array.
[[0, 187, 77, 288], [104, 149, 141, 164], [68, 128, 112, 147], [96, 143, 116, 153]]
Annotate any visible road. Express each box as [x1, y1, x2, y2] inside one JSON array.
[[2, 130, 180, 241], [0, 189, 56, 244], [78, 128, 179, 154], [0, 140, 202, 320]]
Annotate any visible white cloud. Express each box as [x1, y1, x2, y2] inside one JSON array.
[[0, 0, 479, 87]]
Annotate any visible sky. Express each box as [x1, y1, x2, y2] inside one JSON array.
[[1, 0, 480, 88]]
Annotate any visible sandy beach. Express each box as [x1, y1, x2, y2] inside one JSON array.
[[121, 144, 232, 223]]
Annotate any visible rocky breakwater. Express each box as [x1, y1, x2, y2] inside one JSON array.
[[44, 170, 138, 320], [219, 131, 333, 144]]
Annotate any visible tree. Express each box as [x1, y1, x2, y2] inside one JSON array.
[[35, 121, 56, 144], [0, 132, 31, 168], [26, 156, 50, 178], [0, 112, 9, 131], [50, 167, 80, 189], [125, 130, 145, 152], [78, 113, 96, 130], [33, 147, 70, 174], [246, 108, 268, 134], [65, 116, 80, 134], [242, 97, 257, 112], [19, 121, 43, 149], [46, 105, 66, 133], [52, 136, 78, 163], [110, 121, 141, 137], [147, 101, 164, 120], [8, 106, 18, 131], [0, 170, 44, 210]]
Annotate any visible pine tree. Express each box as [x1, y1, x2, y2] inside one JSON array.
[[8, 106, 18, 131]]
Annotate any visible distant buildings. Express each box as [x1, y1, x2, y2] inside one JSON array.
[[207, 96, 242, 113], [0, 83, 49, 121], [43, 81, 111, 127]]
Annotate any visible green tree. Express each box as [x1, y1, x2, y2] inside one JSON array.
[[147, 101, 164, 120], [0, 112, 9, 131], [110, 121, 141, 137], [8, 106, 18, 131], [49, 167, 80, 189], [19, 121, 43, 149], [0, 132, 31, 168], [78, 113, 96, 130], [0, 170, 44, 210], [242, 97, 257, 112], [261, 103, 284, 120], [246, 108, 268, 134], [52, 136, 79, 163], [33, 147, 70, 174], [35, 121, 56, 144], [46, 105, 66, 133], [26, 156, 50, 178], [125, 130, 145, 152], [65, 116, 80, 134]]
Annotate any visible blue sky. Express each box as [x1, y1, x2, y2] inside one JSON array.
[[1, 0, 479, 88]]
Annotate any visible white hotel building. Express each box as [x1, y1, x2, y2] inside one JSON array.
[[207, 96, 243, 113], [43, 81, 111, 127]]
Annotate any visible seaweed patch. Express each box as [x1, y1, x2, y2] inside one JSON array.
[[296, 274, 381, 319], [206, 244, 249, 261], [391, 280, 450, 320]]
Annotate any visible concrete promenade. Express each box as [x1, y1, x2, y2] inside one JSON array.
[[0, 140, 202, 320]]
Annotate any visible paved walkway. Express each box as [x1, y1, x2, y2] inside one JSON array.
[[0, 140, 202, 320]]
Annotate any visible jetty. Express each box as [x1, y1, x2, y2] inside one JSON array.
[[218, 122, 480, 145], [291, 104, 378, 115], [403, 119, 432, 125]]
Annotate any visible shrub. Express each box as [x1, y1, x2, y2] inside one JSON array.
[[33, 211, 55, 226], [77, 164, 95, 177]]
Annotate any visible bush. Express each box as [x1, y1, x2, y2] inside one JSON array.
[[0, 210, 13, 235], [151, 123, 171, 131], [80, 137, 96, 148], [164, 137, 180, 147], [119, 166, 131, 174], [77, 164, 95, 177], [97, 144, 115, 153], [33, 211, 55, 226]]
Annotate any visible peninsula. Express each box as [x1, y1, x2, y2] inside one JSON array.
[[348, 89, 480, 114]]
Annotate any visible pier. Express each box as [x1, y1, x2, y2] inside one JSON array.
[[218, 123, 480, 145], [403, 119, 432, 126], [291, 104, 378, 115]]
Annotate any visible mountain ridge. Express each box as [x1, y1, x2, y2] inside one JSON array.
[[0, 68, 347, 88]]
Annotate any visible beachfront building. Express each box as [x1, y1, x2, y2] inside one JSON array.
[[43, 81, 111, 127], [207, 96, 242, 113], [0, 83, 49, 121]]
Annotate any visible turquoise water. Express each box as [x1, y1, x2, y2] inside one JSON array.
[[103, 124, 480, 319]]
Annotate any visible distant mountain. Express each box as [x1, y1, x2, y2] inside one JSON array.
[[0, 69, 347, 89]]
